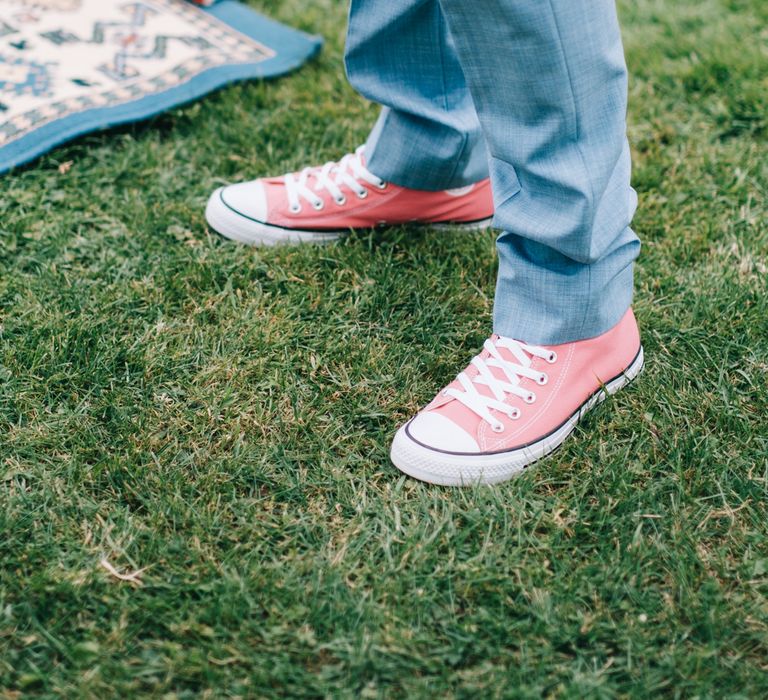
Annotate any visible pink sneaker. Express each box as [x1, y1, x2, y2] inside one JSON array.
[[205, 147, 494, 245], [390, 309, 644, 486]]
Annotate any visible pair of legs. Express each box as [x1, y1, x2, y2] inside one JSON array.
[[206, 0, 644, 485], [348, 0, 640, 345]]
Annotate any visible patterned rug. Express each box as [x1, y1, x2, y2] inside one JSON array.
[[0, 0, 322, 173]]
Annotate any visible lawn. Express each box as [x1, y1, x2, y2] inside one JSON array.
[[1, 0, 767, 697]]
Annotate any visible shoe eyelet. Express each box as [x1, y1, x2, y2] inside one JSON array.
[[524, 392, 536, 404], [375, 180, 388, 190], [546, 351, 557, 364], [356, 189, 369, 199], [335, 195, 347, 206], [491, 423, 505, 433], [289, 204, 301, 214], [312, 200, 325, 211], [536, 373, 548, 386], [511, 408, 521, 419]]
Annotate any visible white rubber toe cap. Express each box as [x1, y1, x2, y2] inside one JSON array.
[[406, 412, 480, 453], [218, 180, 268, 222]]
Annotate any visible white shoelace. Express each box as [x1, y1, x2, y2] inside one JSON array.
[[283, 146, 387, 213], [445, 337, 558, 432]]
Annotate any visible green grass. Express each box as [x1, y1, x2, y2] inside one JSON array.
[[1, 0, 767, 696]]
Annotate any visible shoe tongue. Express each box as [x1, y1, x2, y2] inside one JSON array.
[[437, 337, 515, 392], [314, 154, 356, 187], [469, 335, 529, 385], [430, 337, 534, 436]]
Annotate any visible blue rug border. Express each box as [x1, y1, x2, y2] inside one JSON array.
[[0, 1, 322, 173]]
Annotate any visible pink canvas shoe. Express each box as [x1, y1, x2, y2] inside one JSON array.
[[205, 147, 494, 245], [390, 309, 644, 486]]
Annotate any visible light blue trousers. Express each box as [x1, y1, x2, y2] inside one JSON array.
[[345, 0, 640, 345]]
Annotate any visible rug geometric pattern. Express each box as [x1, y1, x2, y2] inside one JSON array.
[[0, 0, 321, 171]]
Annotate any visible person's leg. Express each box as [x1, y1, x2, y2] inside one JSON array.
[[205, 0, 496, 246], [345, 0, 488, 191], [390, 0, 644, 485], [437, 0, 639, 344]]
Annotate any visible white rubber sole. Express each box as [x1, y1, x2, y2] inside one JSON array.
[[205, 187, 494, 246], [390, 346, 645, 486]]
